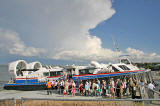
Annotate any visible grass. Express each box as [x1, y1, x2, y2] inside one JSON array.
[[0, 100, 143, 106]]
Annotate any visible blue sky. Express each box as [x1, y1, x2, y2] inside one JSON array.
[[0, 0, 160, 64], [90, 0, 160, 53]]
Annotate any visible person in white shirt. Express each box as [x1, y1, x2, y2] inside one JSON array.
[[85, 81, 89, 96], [148, 82, 155, 90], [147, 81, 155, 99]]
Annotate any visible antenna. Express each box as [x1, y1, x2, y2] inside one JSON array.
[[112, 36, 120, 52]]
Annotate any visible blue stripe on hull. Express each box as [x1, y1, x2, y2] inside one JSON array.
[[15, 79, 39, 84], [5, 79, 46, 87], [72, 71, 145, 81], [4, 82, 46, 86]]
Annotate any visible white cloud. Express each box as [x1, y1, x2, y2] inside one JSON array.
[[0, 0, 118, 62], [42, 0, 117, 61], [0, 0, 160, 63], [0, 28, 46, 56], [126, 48, 160, 62]]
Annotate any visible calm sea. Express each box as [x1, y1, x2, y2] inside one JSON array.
[[0, 65, 10, 89]]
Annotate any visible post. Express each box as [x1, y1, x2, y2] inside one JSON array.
[[12, 98, 16, 106], [21, 97, 24, 106]]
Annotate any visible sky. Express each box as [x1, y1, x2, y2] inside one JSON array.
[[0, 0, 160, 65]]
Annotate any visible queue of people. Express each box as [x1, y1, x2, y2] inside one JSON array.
[[46, 77, 151, 99], [46, 79, 76, 97]]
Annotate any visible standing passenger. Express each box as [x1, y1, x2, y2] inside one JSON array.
[[51, 80, 55, 93], [79, 81, 84, 95], [116, 79, 121, 98], [89, 80, 92, 96], [95, 82, 99, 96], [92, 80, 96, 96], [72, 85, 76, 97], [120, 80, 124, 98], [47, 80, 52, 95], [102, 80, 107, 97], [130, 78, 136, 99], [140, 79, 145, 98], [85, 81, 89, 96], [98, 86, 102, 96], [65, 79, 69, 95], [123, 79, 127, 96], [110, 78, 115, 98], [63, 88, 67, 96], [147, 81, 155, 99]]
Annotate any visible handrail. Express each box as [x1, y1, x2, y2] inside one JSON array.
[[0, 97, 160, 106], [21, 97, 160, 101], [0, 98, 14, 101], [151, 89, 160, 95], [0, 97, 160, 101]]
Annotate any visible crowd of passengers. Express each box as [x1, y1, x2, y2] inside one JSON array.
[[46, 77, 150, 99]]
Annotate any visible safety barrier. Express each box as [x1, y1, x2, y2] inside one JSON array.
[[0, 98, 160, 106]]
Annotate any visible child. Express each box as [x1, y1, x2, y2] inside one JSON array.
[[63, 88, 67, 96], [79, 83, 84, 95], [71, 86, 76, 97], [98, 86, 102, 96], [111, 87, 115, 98]]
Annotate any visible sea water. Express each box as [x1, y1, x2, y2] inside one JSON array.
[[0, 65, 10, 90]]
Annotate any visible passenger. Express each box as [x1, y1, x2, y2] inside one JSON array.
[[64, 79, 69, 95], [57, 80, 61, 94], [68, 80, 72, 94], [98, 86, 102, 96], [46, 80, 52, 95], [71, 85, 76, 97], [116, 79, 121, 98], [140, 79, 145, 97], [123, 79, 127, 96], [79, 81, 84, 95], [126, 79, 130, 96], [89, 80, 92, 96], [51, 80, 55, 93], [52, 80, 55, 89], [102, 80, 107, 97], [147, 81, 155, 99], [95, 82, 99, 96], [85, 81, 89, 96], [130, 78, 136, 99], [92, 80, 96, 96], [120, 80, 124, 98], [63, 88, 67, 96], [55, 80, 58, 90], [110, 79, 115, 98], [61, 80, 65, 94], [108, 81, 111, 94]]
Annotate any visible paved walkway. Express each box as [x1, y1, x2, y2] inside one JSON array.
[[0, 90, 104, 99], [1, 90, 160, 106]]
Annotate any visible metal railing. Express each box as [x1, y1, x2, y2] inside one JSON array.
[[0, 97, 160, 106], [1, 86, 160, 106]]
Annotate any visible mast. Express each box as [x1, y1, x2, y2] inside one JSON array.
[[112, 36, 120, 52], [112, 36, 121, 63]]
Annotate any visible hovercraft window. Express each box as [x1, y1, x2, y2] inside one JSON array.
[[118, 65, 130, 70], [121, 59, 130, 64], [112, 66, 119, 72], [43, 72, 49, 77], [57, 71, 63, 76], [79, 69, 94, 75], [50, 72, 56, 76]]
